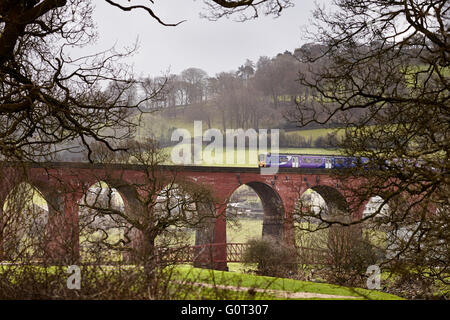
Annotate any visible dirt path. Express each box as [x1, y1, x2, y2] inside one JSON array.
[[178, 281, 360, 299]]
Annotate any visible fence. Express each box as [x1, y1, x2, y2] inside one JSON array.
[[158, 242, 329, 265]]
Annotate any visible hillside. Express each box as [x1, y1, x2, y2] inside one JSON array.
[[135, 111, 342, 167]]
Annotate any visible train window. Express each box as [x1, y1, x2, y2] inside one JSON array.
[[279, 156, 289, 162], [335, 158, 346, 165], [301, 157, 324, 164]]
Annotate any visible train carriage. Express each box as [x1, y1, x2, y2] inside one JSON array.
[[258, 153, 368, 169]]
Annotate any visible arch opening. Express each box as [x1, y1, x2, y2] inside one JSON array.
[[310, 185, 349, 218], [298, 188, 327, 216], [361, 195, 392, 260], [78, 181, 127, 263], [295, 188, 329, 250], [296, 185, 349, 224], [295, 186, 352, 251], [226, 185, 264, 243], [226, 182, 285, 244], [363, 196, 390, 219], [1, 182, 49, 262], [155, 183, 200, 248]]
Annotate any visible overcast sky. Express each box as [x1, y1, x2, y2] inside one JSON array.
[[90, 0, 330, 78]]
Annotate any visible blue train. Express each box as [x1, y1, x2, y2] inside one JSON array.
[[258, 153, 370, 169]]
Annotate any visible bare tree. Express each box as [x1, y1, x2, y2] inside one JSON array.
[[202, 0, 294, 21], [180, 68, 209, 105], [211, 71, 273, 129], [0, 172, 49, 263], [254, 53, 301, 109], [288, 0, 449, 291], [78, 139, 219, 285], [237, 59, 255, 81], [0, 1, 173, 162], [107, 0, 294, 22], [0, 0, 300, 300], [2, 1, 295, 162]]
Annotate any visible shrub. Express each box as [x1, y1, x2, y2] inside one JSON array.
[[242, 237, 297, 277], [324, 226, 385, 286]]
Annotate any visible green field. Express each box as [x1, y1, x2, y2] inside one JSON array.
[[173, 265, 403, 300], [133, 111, 346, 167], [227, 218, 263, 243], [137, 111, 339, 141], [0, 264, 403, 300]]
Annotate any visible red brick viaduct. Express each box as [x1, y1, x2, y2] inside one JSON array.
[[0, 162, 369, 270]]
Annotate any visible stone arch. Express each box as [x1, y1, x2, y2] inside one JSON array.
[[226, 181, 285, 242], [225, 184, 264, 243], [193, 181, 286, 271], [308, 185, 350, 221], [247, 182, 285, 240]]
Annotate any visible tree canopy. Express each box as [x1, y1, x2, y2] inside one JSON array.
[[289, 0, 449, 285], [0, 0, 294, 161]]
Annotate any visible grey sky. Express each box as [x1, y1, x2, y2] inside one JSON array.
[[90, 0, 328, 78]]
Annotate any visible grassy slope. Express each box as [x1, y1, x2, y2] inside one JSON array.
[[138, 112, 338, 141], [0, 264, 404, 300], [173, 265, 403, 300]]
